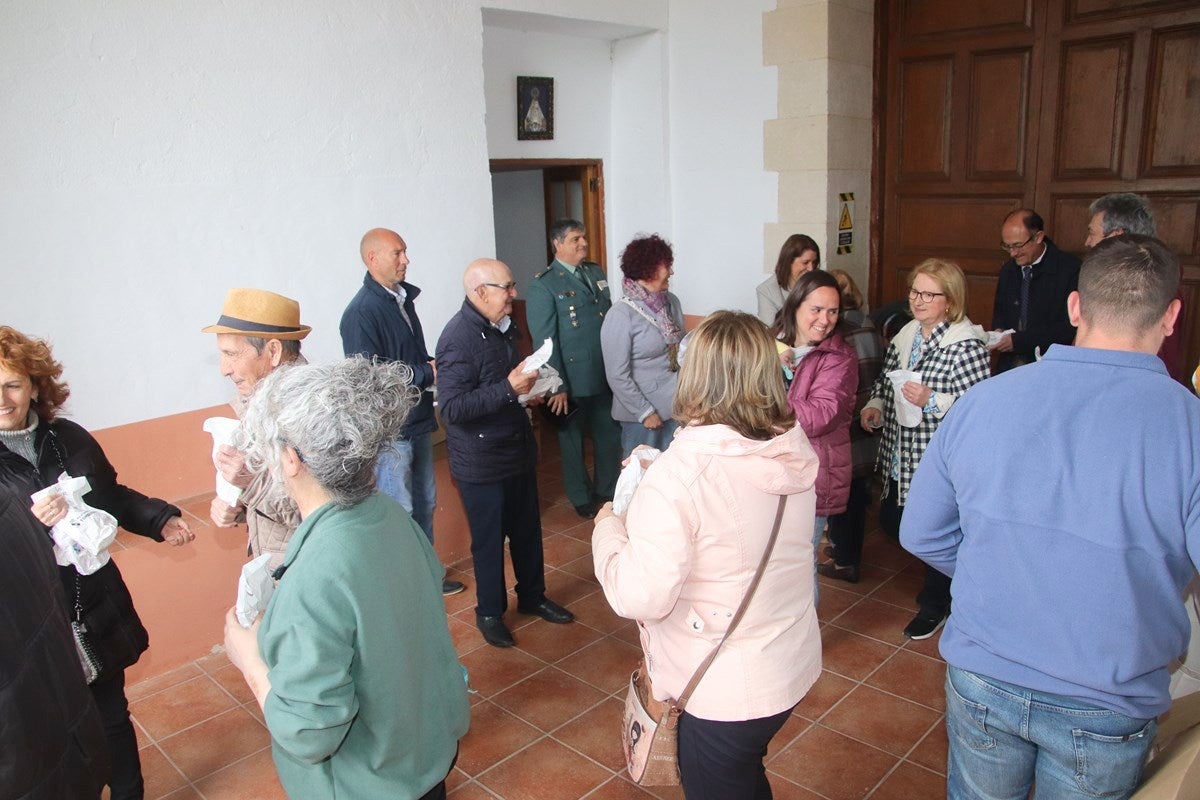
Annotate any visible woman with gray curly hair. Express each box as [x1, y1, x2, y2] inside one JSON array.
[[223, 357, 469, 800]]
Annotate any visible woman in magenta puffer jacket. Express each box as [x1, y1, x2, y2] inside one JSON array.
[[774, 271, 858, 598]]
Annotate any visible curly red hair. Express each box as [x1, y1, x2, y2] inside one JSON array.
[[0, 326, 70, 422], [619, 234, 674, 281]]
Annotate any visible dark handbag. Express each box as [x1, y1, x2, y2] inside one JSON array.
[[71, 573, 104, 684], [622, 495, 789, 785]]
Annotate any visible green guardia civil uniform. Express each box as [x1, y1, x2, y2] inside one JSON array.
[[525, 258, 622, 507]]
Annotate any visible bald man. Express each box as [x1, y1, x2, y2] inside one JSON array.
[[435, 259, 574, 648], [340, 228, 463, 596]]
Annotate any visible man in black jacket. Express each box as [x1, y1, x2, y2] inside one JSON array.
[[991, 209, 1081, 373], [435, 258, 574, 648], [0, 478, 108, 799]]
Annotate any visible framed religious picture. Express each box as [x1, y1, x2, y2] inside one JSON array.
[[517, 76, 553, 140]]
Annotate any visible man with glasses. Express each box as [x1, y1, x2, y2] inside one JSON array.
[[436, 258, 574, 648], [340, 227, 464, 596], [990, 209, 1080, 373], [526, 218, 621, 519]]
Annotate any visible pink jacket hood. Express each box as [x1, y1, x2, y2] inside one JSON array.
[[668, 423, 818, 497]]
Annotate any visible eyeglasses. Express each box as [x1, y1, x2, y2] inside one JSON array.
[[908, 289, 946, 303], [1000, 235, 1035, 253], [478, 282, 517, 293]]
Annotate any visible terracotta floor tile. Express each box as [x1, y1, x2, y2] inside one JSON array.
[[869, 760, 947, 799], [820, 626, 899, 681], [445, 766, 470, 792], [611, 619, 642, 647], [192, 748, 287, 799], [763, 775, 826, 799], [818, 562, 898, 597], [157, 706, 270, 781], [448, 782, 502, 798], [456, 700, 542, 775], [565, 590, 629, 634], [831, 598, 916, 646], [555, 636, 643, 694], [866, 650, 947, 711], [907, 718, 948, 775], [817, 584, 865, 622], [820, 685, 942, 757], [207, 662, 258, 705], [544, 567, 602, 607], [159, 787, 203, 800], [543, 503, 589, 533], [449, 615, 489, 657], [560, 552, 601, 581], [585, 775, 662, 798], [130, 674, 238, 740], [125, 662, 204, 703], [193, 648, 233, 674], [543, 532, 595, 567], [770, 725, 897, 800], [552, 696, 627, 771], [867, 573, 925, 611], [242, 701, 266, 724], [860, 533, 916, 571], [443, 574, 478, 614], [900, 626, 945, 661], [477, 738, 610, 800], [136, 743, 188, 799], [492, 666, 608, 732], [766, 712, 812, 761], [793, 670, 857, 722], [459, 646, 546, 698], [511, 615, 606, 662], [133, 717, 152, 750]]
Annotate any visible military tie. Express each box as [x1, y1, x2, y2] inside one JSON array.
[[1018, 265, 1032, 332]]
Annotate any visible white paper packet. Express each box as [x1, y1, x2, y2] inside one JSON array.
[[887, 369, 923, 428], [520, 366, 563, 404], [985, 329, 1015, 349], [612, 447, 662, 516], [32, 474, 118, 575], [236, 553, 276, 628], [523, 338, 554, 373], [203, 417, 243, 505]]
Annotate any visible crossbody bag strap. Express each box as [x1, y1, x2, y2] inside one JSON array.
[[673, 494, 788, 712]]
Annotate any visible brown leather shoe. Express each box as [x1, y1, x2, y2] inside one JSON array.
[[816, 561, 859, 584]]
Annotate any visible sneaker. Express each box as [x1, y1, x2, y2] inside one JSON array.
[[442, 579, 466, 596], [903, 610, 947, 640]]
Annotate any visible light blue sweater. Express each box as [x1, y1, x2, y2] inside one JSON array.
[[901, 345, 1200, 718]]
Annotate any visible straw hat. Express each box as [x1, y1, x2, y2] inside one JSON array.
[[201, 288, 311, 340]]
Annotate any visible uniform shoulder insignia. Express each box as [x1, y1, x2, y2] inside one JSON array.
[[534, 266, 553, 279]]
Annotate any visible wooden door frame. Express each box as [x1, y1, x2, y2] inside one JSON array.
[[489, 158, 607, 268]]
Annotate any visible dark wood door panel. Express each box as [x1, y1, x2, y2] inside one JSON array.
[[967, 49, 1033, 181], [1054, 37, 1134, 179], [896, 56, 955, 181], [1068, 0, 1199, 25], [1141, 25, 1200, 178], [901, 0, 1031, 39]]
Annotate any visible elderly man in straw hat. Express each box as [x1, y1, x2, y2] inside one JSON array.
[[202, 288, 309, 564]]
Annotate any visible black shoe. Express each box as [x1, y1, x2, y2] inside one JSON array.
[[517, 598, 574, 624], [442, 579, 466, 596], [903, 610, 947, 640], [574, 502, 597, 519], [816, 561, 860, 584], [476, 614, 515, 647]]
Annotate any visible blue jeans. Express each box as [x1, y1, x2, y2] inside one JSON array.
[[375, 432, 436, 545], [811, 515, 826, 606], [619, 419, 679, 460], [945, 666, 1155, 800]]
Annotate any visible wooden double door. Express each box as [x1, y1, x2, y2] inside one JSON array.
[[873, 0, 1200, 379]]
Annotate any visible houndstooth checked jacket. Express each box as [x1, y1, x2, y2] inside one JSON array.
[[864, 317, 991, 506]]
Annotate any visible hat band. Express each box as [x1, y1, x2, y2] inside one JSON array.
[[215, 314, 305, 334]]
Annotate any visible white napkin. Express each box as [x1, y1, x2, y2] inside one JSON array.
[[986, 329, 1015, 349], [612, 447, 662, 516], [236, 553, 276, 628], [888, 370, 923, 428], [32, 474, 118, 575], [203, 417, 243, 505]]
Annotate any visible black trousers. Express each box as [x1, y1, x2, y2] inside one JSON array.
[[456, 467, 547, 618], [678, 706, 794, 800], [878, 479, 951, 617], [91, 670, 143, 800], [826, 474, 871, 567]]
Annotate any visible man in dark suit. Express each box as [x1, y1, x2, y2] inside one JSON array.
[[991, 208, 1081, 373], [525, 219, 621, 518]]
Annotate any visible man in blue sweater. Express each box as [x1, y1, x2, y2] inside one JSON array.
[[340, 227, 463, 596], [902, 235, 1199, 800]]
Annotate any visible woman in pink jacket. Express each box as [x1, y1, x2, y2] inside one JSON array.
[[774, 271, 858, 595], [594, 311, 821, 800]]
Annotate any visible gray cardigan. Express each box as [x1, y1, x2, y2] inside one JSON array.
[[600, 293, 684, 423]]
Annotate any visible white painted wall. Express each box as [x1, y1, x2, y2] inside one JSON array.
[[666, 0, 778, 316], [2, 0, 494, 428], [490, 170, 549, 288]]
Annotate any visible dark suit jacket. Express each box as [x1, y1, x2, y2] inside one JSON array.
[[991, 240, 1080, 372]]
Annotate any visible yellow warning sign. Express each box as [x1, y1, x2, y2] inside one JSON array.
[[838, 204, 853, 231]]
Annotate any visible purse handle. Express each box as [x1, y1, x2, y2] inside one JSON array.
[[672, 494, 789, 714]]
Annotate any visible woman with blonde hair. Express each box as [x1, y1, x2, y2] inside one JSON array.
[[861, 259, 990, 639], [594, 311, 821, 799]]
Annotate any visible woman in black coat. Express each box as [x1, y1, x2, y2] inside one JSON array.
[[0, 326, 194, 800]]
